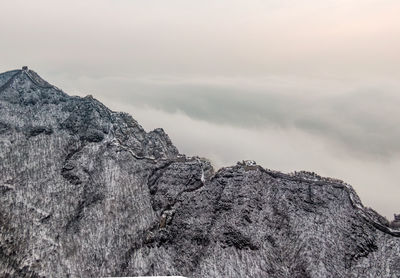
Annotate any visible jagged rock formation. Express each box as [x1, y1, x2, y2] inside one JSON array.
[[0, 67, 399, 278]]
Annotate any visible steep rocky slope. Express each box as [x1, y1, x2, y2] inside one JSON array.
[[0, 68, 399, 278]]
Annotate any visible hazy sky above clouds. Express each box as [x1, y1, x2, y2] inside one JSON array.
[[1, 0, 400, 218]]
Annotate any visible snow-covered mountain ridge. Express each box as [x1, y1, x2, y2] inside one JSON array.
[[0, 68, 399, 277]]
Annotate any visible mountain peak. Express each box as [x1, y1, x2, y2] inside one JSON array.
[[0, 67, 53, 92], [22, 67, 53, 88], [0, 67, 70, 107]]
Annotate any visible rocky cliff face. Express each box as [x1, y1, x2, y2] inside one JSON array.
[[0, 68, 399, 278]]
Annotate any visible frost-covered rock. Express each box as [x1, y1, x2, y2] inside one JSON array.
[[0, 68, 399, 278]]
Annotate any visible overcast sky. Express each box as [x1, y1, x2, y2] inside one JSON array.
[[1, 0, 400, 218]]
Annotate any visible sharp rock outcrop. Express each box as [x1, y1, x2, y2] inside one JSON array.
[[0, 68, 399, 278]]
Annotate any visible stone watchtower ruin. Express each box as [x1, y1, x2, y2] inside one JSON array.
[[391, 214, 400, 229]]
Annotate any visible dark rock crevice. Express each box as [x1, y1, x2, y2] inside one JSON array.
[[25, 125, 54, 137]]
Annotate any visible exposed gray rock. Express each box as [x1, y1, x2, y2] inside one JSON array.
[[0, 68, 399, 278]]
